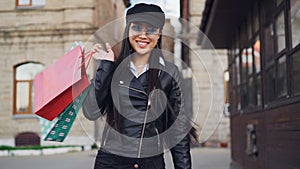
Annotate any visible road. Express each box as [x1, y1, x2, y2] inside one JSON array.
[[0, 147, 232, 169]]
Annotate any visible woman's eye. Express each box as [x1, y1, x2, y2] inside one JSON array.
[[146, 28, 157, 34], [131, 25, 142, 32]]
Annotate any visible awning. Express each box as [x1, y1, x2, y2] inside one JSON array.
[[198, 0, 255, 48]]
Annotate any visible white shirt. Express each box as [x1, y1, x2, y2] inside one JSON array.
[[129, 61, 149, 78]]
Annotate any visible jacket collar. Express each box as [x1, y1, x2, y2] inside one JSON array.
[[159, 56, 165, 67], [127, 55, 166, 68]]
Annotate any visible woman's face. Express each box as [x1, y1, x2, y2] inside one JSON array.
[[128, 22, 161, 56]]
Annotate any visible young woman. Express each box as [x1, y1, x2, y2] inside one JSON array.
[[83, 3, 197, 169]]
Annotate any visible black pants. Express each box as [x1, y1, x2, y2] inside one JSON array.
[[94, 149, 165, 169]]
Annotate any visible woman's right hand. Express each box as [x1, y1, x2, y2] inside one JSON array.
[[91, 43, 115, 62]]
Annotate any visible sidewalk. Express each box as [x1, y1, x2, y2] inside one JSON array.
[[1, 147, 238, 169], [165, 147, 233, 169]]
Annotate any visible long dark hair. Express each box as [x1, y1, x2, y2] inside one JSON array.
[[107, 23, 199, 143]]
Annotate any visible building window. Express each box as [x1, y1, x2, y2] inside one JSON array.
[[292, 49, 300, 95], [264, 4, 288, 104], [277, 55, 287, 97], [290, 0, 300, 48], [264, 24, 275, 64], [248, 77, 256, 107], [241, 48, 248, 83], [256, 75, 262, 106], [236, 56, 241, 85], [265, 66, 276, 103], [275, 10, 286, 53], [254, 38, 261, 73], [13, 62, 44, 115], [228, 0, 300, 113], [16, 0, 45, 8], [253, 37, 262, 106]]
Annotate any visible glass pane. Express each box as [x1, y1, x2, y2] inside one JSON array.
[[275, 11, 286, 53], [253, 1, 259, 33], [253, 37, 261, 73], [18, 0, 30, 5], [257, 75, 262, 106], [224, 71, 230, 104], [16, 63, 44, 80], [237, 87, 241, 111], [248, 77, 256, 107], [264, 24, 275, 63], [277, 56, 287, 97], [16, 82, 29, 112], [292, 49, 300, 94], [236, 57, 240, 85], [247, 47, 253, 75], [242, 49, 247, 82], [290, 0, 300, 48], [266, 66, 276, 103], [241, 84, 248, 109], [234, 34, 240, 55]]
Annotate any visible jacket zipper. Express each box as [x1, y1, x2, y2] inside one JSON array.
[[137, 99, 151, 158], [155, 127, 160, 150], [118, 84, 148, 96], [118, 84, 149, 158]]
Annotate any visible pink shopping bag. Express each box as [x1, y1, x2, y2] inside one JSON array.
[[34, 46, 90, 121]]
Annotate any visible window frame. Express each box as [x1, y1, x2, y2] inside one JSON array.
[[16, 0, 32, 7], [263, 0, 291, 107], [289, 0, 300, 96], [13, 62, 44, 116], [290, 46, 300, 95], [16, 0, 45, 9], [13, 79, 33, 115]]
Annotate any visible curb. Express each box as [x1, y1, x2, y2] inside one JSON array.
[[0, 145, 92, 157]]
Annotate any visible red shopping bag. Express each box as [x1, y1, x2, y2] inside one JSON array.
[[34, 46, 90, 121]]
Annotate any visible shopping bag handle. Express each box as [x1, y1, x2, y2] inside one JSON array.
[[79, 49, 95, 70]]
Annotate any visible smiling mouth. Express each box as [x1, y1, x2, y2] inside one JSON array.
[[136, 41, 149, 48]]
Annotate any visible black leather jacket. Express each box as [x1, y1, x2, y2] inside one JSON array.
[[83, 58, 192, 169]]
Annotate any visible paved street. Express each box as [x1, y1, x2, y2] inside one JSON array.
[[0, 147, 232, 169], [191, 147, 231, 169], [0, 150, 95, 169], [166, 147, 232, 169]]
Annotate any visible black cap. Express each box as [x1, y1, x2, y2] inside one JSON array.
[[126, 3, 165, 29]]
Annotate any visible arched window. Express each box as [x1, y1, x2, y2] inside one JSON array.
[[13, 62, 44, 115]]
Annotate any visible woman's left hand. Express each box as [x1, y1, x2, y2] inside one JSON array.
[[91, 43, 115, 62]]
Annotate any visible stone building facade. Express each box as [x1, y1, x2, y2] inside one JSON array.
[[0, 0, 127, 146], [188, 0, 230, 145]]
